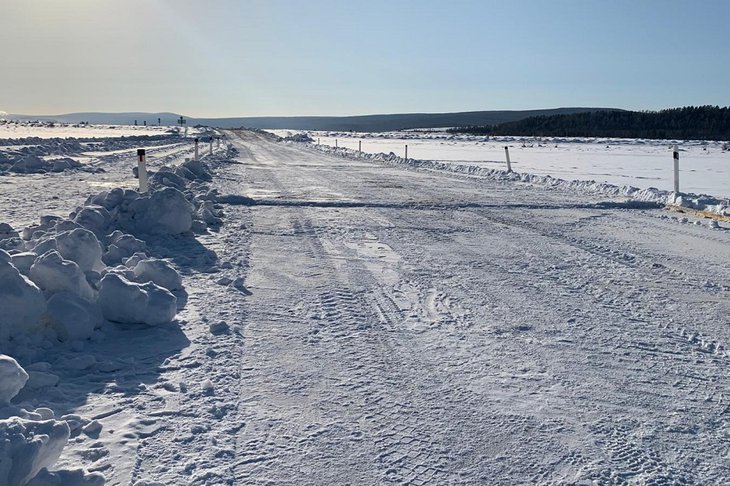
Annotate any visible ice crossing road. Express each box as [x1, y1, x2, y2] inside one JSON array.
[[216, 130, 730, 484]]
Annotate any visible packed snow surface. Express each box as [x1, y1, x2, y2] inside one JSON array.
[[2, 124, 730, 484]]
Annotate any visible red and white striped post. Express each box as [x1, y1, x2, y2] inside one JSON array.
[[137, 149, 148, 193]]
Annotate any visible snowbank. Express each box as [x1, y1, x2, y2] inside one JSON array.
[[0, 140, 231, 484], [303, 142, 730, 216], [0, 355, 105, 486], [0, 416, 70, 485]]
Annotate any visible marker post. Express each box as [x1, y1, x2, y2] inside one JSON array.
[[137, 149, 148, 193], [504, 146, 512, 172], [209, 137, 213, 155], [673, 145, 680, 193], [194, 138, 199, 161], [405, 144, 408, 160]]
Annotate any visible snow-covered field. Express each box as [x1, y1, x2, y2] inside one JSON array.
[[0, 119, 179, 139], [3, 124, 730, 484], [271, 129, 730, 199]]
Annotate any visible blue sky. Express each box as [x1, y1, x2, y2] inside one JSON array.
[[1, 0, 729, 117]]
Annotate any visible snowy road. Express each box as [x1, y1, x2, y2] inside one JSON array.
[[198, 130, 730, 484], [9, 128, 728, 484]]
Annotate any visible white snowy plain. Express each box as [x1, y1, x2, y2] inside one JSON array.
[[271, 129, 730, 199], [2, 124, 730, 484]]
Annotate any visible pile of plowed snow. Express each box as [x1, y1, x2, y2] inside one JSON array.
[[304, 142, 730, 216], [0, 150, 229, 485], [0, 133, 185, 175]]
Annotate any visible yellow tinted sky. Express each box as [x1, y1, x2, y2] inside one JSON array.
[[2, 0, 729, 117]]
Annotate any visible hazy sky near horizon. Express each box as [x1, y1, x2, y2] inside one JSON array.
[[1, 0, 729, 117]]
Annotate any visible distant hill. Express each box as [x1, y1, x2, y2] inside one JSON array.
[[451, 106, 730, 141], [7, 108, 620, 132]]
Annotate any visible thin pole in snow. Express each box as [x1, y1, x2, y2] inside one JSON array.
[[673, 144, 680, 193], [405, 144, 408, 159], [194, 138, 199, 161], [209, 138, 213, 155], [335, 139, 338, 148], [137, 149, 148, 193], [504, 146, 512, 172], [359, 140, 362, 152]]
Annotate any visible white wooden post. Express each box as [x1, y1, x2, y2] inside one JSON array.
[[504, 146, 512, 172], [673, 144, 680, 193], [359, 140, 362, 152], [194, 138, 199, 161], [405, 144, 408, 159], [137, 149, 148, 193]]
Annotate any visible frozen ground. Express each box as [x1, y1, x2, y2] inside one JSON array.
[[2, 126, 730, 484], [271, 130, 730, 199], [0, 119, 179, 139]]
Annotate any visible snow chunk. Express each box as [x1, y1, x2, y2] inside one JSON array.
[[45, 292, 103, 342], [103, 232, 145, 265], [29, 251, 95, 301], [0, 223, 19, 241], [73, 206, 111, 234], [0, 417, 70, 486], [10, 155, 47, 174], [130, 259, 183, 291], [0, 259, 47, 341], [54, 229, 104, 273], [98, 273, 177, 326], [0, 355, 28, 404], [179, 158, 213, 181], [120, 188, 194, 236], [49, 157, 81, 173], [196, 201, 223, 226], [10, 252, 37, 275], [81, 419, 102, 437]]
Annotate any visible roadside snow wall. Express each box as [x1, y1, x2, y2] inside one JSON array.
[[302, 142, 730, 216], [0, 147, 231, 485]]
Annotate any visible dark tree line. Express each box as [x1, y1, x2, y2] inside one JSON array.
[[450, 106, 730, 141]]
